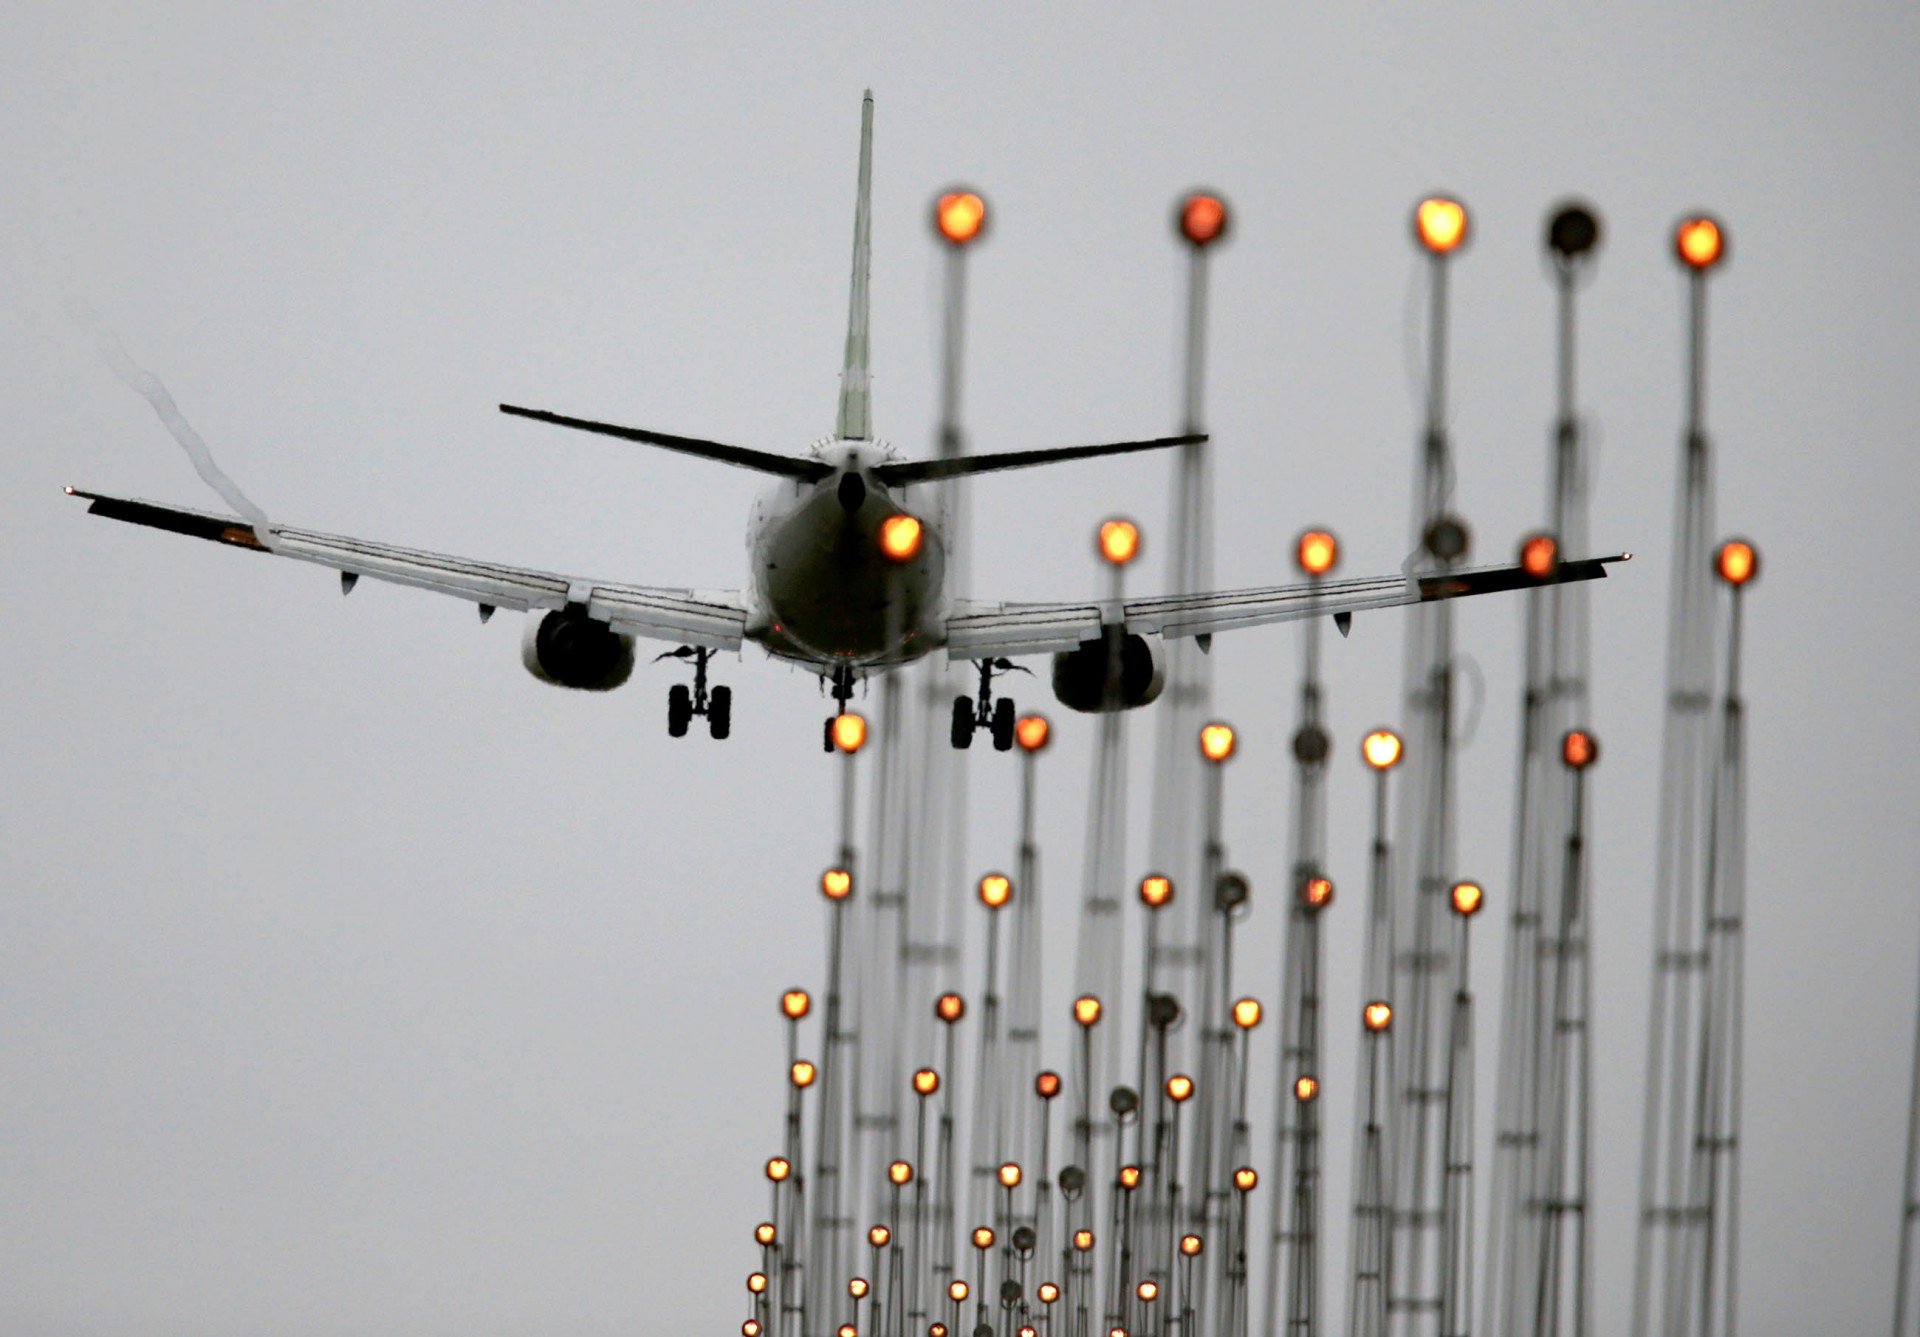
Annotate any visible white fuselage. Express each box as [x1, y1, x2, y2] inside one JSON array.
[[744, 440, 947, 670]]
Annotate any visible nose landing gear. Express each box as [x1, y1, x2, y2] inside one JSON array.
[[951, 658, 1027, 751], [658, 646, 731, 739], [822, 664, 860, 751]]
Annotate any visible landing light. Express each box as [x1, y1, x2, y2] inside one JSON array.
[[880, 513, 923, 562], [1362, 729, 1403, 771], [1015, 714, 1051, 752], [1716, 538, 1758, 587], [831, 713, 868, 754], [1451, 880, 1485, 917], [934, 190, 988, 246], [1562, 729, 1599, 771], [1178, 192, 1230, 247], [1675, 215, 1726, 271], [1098, 518, 1140, 566], [1521, 533, 1559, 580], [1296, 529, 1338, 576], [1415, 196, 1469, 255]]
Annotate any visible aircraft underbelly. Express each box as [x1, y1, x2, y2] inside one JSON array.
[[757, 490, 943, 666]]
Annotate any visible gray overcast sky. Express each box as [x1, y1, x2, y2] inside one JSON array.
[[3, 4, 1917, 1333]]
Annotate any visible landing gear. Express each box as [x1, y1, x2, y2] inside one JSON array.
[[823, 664, 858, 751], [952, 658, 1029, 751], [658, 646, 730, 740]]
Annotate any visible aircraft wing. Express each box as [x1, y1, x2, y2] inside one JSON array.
[[945, 553, 1627, 659], [67, 489, 748, 651]]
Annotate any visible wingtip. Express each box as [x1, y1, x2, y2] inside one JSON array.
[[63, 484, 76, 496]]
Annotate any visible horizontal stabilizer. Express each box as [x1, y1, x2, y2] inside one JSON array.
[[874, 433, 1205, 487], [500, 404, 832, 481]]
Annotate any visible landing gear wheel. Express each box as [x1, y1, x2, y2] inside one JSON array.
[[824, 717, 837, 752], [951, 694, 976, 749], [708, 685, 732, 740], [667, 683, 692, 737], [991, 697, 1016, 751]]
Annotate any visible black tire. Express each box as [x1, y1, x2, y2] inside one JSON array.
[[667, 684, 692, 737], [950, 694, 975, 749], [708, 685, 732, 740], [991, 696, 1017, 751]]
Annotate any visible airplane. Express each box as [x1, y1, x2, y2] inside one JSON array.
[[67, 92, 1626, 751]]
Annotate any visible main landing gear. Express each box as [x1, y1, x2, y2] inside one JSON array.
[[952, 658, 1027, 752], [659, 646, 731, 740]]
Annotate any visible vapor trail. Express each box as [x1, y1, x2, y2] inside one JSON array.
[[65, 295, 276, 545]]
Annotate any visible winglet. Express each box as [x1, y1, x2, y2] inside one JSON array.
[[834, 91, 875, 442]]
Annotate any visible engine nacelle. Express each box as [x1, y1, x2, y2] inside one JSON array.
[[1050, 631, 1167, 713], [521, 606, 636, 691]]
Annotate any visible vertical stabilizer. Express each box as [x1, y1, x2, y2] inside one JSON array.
[[835, 91, 875, 441]]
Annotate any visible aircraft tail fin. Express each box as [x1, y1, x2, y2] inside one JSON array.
[[834, 90, 875, 442]]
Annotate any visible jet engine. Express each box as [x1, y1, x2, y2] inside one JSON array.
[[1049, 631, 1167, 713], [521, 606, 635, 691]]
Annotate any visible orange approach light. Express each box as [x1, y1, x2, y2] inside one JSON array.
[[1521, 533, 1559, 580], [1036, 1070, 1063, 1100], [743, 1322, 762, 1337], [1073, 995, 1103, 1027], [1562, 729, 1599, 771], [949, 1280, 970, 1303], [755, 1221, 777, 1246], [1362, 729, 1404, 771], [999, 1162, 1022, 1188], [934, 190, 987, 246], [1179, 192, 1229, 247], [1166, 1074, 1195, 1103], [765, 1157, 791, 1182], [1199, 722, 1237, 762], [1675, 214, 1726, 271], [1098, 518, 1141, 566], [973, 1226, 995, 1251], [889, 1159, 914, 1185], [1295, 1075, 1319, 1102], [978, 872, 1013, 909], [869, 1224, 891, 1248], [1296, 529, 1339, 576], [1364, 1001, 1393, 1033], [781, 988, 812, 1020], [1015, 714, 1051, 751], [1233, 1166, 1258, 1192], [1180, 1233, 1204, 1257], [1138, 873, 1175, 909], [913, 1067, 940, 1096], [1073, 1229, 1095, 1251], [1301, 875, 1335, 911], [1451, 880, 1485, 917], [879, 513, 923, 562], [822, 867, 853, 900], [1415, 196, 1469, 254], [831, 713, 868, 754], [936, 992, 966, 1024], [748, 1270, 769, 1293], [1232, 997, 1263, 1030], [1118, 1165, 1142, 1190], [1038, 1281, 1061, 1303], [849, 1277, 869, 1299], [1717, 539, 1759, 587], [791, 1059, 817, 1088], [1137, 1280, 1160, 1303]]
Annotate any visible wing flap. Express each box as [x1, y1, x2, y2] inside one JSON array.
[[947, 554, 1625, 660], [70, 487, 747, 650]]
